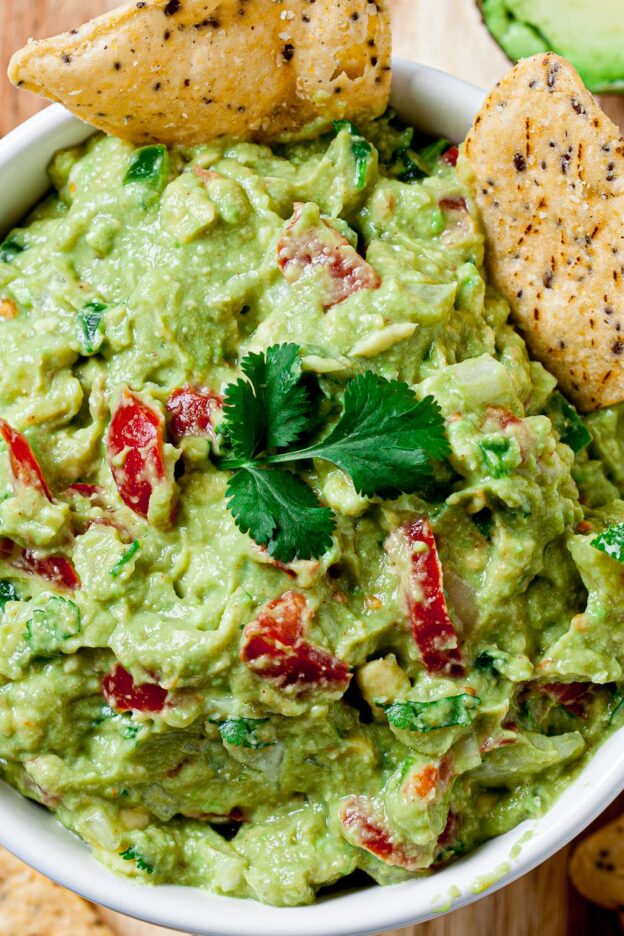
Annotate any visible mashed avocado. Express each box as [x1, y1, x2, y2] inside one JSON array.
[[0, 115, 623, 906]]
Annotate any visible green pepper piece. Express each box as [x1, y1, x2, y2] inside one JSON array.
[[123, 145, 170, 188], [78, 300, 107, 355]]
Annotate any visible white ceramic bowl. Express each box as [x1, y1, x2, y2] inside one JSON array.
[[1, 59, 623, 936]]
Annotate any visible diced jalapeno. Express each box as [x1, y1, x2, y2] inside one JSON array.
[[123, 145, 170, 188], [591, 522, 624, 563], [0, 580, 18, 611], [77, 300, 106, 355], [333, 120, 372, 191], [111, 540, 141, 578], [380, 694, 480, 732], [0, 235, 26, 264]]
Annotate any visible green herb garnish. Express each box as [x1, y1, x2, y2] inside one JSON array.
[[548, 391, 591, 454], [591, 522, 624, 563], [123, 145, 169, 188], [381, 694, 480, 732], [218, 344, 450, 562], [77, 300, 107, 355], [111, 540, 141, 578], [0, 234, 26, 264], [211, 717, 274, 749], [479, 438, 513, 478], [119, 845, 154, 874]]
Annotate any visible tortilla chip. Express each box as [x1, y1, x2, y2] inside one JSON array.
[[8, 0, 391, 146], [462, 53, 624, 412], [569, 814, 624, 910], [0, 847, 115, 936]]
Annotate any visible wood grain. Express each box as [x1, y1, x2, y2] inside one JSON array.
[[1, 3, 624, 935]]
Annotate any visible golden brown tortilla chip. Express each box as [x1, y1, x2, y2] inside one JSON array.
[[462, 53, 624, 412], [0, 847, 115, 936], [8, 0, 391, 146], [569, 814, 624, 910]]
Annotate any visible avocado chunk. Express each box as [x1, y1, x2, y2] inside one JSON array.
[[480, 0, 624, 93]]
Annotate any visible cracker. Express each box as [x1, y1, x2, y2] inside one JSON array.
[[0, 847, 115, 935], [8, 0, 391, 147], [462, 53, 624, 412], [569, 814, 624, 910]]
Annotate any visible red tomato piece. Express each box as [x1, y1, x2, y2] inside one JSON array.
[[166, 386, 222, 442], [442, 144, 459, 167], [439, 196, 467, 212], [539, 682, 592, 717], [387, 518, 463, 676], [102, 663, 168, 713], [339, 796, 425, 871], [15, 549, 80, 590], [107, 390, 166, 519], [0, 419, 52, 500], [277, 205, 380, 309], [240, 590, 351, 694]]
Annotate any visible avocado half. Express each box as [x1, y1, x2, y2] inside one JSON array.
[[480, 0, 624, 94]]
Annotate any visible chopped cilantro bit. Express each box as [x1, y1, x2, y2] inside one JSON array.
[[381, 694, 480, 732], [332, 120, 372, 190], [77, 300, 106, 355], [119, 845, 154, 874], [123, 145, 169, 188], [211, 716, 274, 749], [592, 522, 624, 563], [111, 540, 141, 578], [0, 234, 26, 264], [479, 438, 512, 478], [547, 391, 591, 453], [0, 579, 18, 611]]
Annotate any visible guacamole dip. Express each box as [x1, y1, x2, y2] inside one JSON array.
[[0, 115, 623, 907]]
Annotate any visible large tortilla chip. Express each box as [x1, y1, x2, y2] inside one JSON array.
[[462, 53, 624, 412], [8, 0, 391, 146]]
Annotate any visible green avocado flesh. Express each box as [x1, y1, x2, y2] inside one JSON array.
[[0, 115, 623, 906], [481, 0, 624, 93]]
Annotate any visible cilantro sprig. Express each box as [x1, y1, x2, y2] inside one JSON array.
[[216, 344, 449, 563]]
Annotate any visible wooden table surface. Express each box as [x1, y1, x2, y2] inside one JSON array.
[[2, 2, 624, 935]]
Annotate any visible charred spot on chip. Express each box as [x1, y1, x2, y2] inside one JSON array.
[[543, 270, 554, 289], [513, 152, 526, 172], [61, 53, 72, 64], [613, 341, 624, 355], [113, 61, 122, 71], [572, 98, 586, 116], [164, 0, 182, 15], [282, 43, 295, 62], [547, 60, 560, 89]]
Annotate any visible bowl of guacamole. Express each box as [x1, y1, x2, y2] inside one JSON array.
[[0, 59, 623, 936]]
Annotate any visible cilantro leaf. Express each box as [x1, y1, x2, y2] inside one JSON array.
[[223, 344, 309, 458], [272, 374, 450, 498], [591, 522, 624, 563], [381, 694, 479, 733], [226, 465, 334, 562], [119, 845, 154, 874], [211, 717, 274, 749]]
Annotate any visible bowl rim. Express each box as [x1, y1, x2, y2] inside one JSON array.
[[0, 57, 623, 936]]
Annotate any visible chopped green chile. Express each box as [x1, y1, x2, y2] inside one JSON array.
[[123, 145, 170, 188], [592, 522, 624, 563], [381, 694, 480, 732], [111, 540, 141, 577], [0, 234, 26, 264], [78, 300, 106, 355]]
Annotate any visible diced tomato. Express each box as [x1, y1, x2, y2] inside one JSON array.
[[442, 145, 459, 167], [386, 518, 463, 676], [439, 196, 467, 212], [240, 590, 351, 694], [102, 663, 168, 713], [15, 549, 80, 590], [277, 205, 380, 310], [539, 682, 592, 717], [485, 405, 522, 429], [107, 390, 167, 519], [339, 796, 425, 871], [166, 386, 222, 442], [0, 419, 52, 500]]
